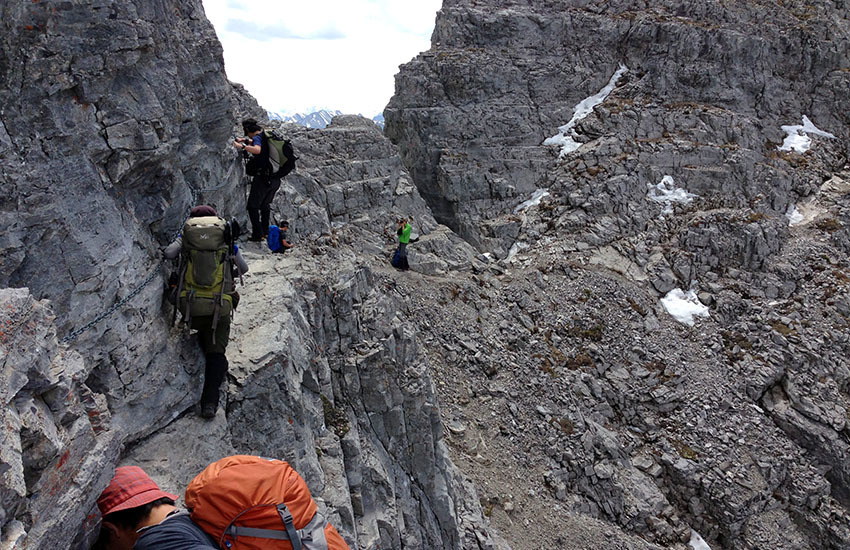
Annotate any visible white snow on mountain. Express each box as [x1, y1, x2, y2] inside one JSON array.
[[662, 289, 710, 326], [786, 205, 805, 226], [514, 189, 550, 213], [269, 109, 342, 128], [269, 109, 385, 129], [778, 115, 836, 153], [648, 175, 699, 216], [689, 530, 713, 550], [544, 64, 629, 157]]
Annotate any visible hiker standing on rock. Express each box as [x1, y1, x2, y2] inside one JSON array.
[[234, 118, 281, 242], [92, 466, 217, 550], [164, 205, 248, 419], [395, 217, 412, 270]]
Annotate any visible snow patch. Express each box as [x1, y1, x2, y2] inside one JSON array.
[[778, 116, 836, 153], [514, 189, 550, 213], [661, 289, 709, 326], [786, 205, 804, 226], [506, 241, 529, 262], [689, 530, 712, 550], [647, 176, 698, 216], [544, 64, 628, 158]]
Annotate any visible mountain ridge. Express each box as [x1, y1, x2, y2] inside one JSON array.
[[269, 109, 385, 129], [1, 1, 849, 549]]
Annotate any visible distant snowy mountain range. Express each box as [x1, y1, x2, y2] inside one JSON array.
[[269, 109, 384, 130]]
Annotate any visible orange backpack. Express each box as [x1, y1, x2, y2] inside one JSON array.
[[185, 455, 350, 550]]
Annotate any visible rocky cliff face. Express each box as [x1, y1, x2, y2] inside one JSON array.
[[384, 1, 850, 549], [0, 1, 246, 546], [385, 0, 849, 255], [4, 1, 850, 550], [0, 2, 500, 550]]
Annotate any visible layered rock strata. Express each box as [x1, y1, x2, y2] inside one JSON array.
[[385, 0, 850, 256], [385, 1, 850, 548], [1, 110, 507, 549], [0, 2, 502, 548], [5, 0, 850, 549]]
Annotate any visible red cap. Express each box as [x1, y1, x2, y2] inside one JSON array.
[[97, 466, 179, 516]]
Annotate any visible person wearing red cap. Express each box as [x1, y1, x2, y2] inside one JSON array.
[[93, 466, 216, 549]]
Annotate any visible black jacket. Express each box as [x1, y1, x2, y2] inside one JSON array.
[[134, 511, 217, 550]]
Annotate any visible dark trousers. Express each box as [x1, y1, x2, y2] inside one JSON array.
[[397, 242, 409, 270], [191, 315, 230, 407], [247, 174, 282, 238], [201, 353, 228, 408]]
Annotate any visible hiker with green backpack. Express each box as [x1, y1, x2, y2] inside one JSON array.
[[164, 205, 248, 418], [234, 118, 296, 242]]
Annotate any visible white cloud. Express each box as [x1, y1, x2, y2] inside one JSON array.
[[201, 0, 441, 116]]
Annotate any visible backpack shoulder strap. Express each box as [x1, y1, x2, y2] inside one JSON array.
[[276, 503, 302, 550], [172, 251, 189, 326], [260, 130, 270, 154], [223, 504, 315, 550]]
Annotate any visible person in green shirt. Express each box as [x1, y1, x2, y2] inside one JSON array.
[[396, 218, 412, 270]]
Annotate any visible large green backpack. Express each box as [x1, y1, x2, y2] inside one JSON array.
[[264, 129, 297, 178], [174, 216, 235, 333]]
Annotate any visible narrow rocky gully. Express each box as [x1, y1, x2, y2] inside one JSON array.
[[2, 1, 850, 550]]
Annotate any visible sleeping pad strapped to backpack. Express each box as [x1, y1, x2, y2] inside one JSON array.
[[185, 455, 350, 550], [175, 216, 235, 333]]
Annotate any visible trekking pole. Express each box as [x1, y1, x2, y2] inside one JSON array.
[[239, 149, 251, 212], [244, 176, 251, 213]]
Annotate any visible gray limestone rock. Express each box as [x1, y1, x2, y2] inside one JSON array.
[[386, 0, 849, 259], [0, 2, 494, 549], [4, 0, 850, 549]]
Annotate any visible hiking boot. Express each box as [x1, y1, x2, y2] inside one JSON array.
[[200, 403, 217, 419], [200, 353, 227, 420], [248, 235, 263, 242]]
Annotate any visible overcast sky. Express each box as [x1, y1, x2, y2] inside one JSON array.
[[201, 0, 442, 117]]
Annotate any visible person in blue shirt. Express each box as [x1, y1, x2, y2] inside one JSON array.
[[273, 220, 294, 253], [234, 118, 282, 241]]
